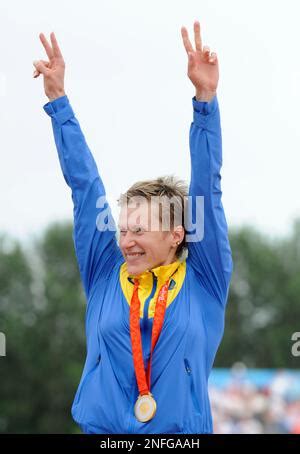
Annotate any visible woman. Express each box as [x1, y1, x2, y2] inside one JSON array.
[[33, 21, 233, 434]]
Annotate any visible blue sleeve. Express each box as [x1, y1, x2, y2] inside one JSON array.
[[43, 95, 123, 298], [186, 95, 233, 306]]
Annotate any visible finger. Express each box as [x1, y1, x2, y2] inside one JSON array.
[[40, 60, 50, 67], [32, 60, 50, 78], [194, 21, 202, 52], [50, 32, 63, 58], [181, 26, 194, 54], [187, 52, 195, 69], [202, 46, 211, 62], [39, 33, 54, 60], [209, 52, 218, 65], [33, 60, 50, 76], [203, 45, 210, 55]]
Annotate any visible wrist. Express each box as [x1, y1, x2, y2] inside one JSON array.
[[47, 90, 66, 102], [195, 89, 216, 102]]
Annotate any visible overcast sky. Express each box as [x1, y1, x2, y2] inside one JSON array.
[[1, 0, 300, 242]]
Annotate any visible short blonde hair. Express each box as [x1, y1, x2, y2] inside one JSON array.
[[118, 175, 188, 259]]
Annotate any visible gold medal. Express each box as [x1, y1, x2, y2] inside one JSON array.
[[134, 393, 157, 422]]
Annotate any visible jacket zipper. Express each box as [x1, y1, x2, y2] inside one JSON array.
[[143, 273, 157, 324], [184, 358, 201, 415]]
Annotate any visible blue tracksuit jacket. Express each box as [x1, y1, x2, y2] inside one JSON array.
[[43, 94, 233, 434]]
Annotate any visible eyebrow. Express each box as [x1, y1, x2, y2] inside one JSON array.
[[117, 224, 148, 230]]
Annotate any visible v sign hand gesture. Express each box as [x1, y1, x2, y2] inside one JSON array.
[[181, 21, 219, 102], [33, 32, 66, 101]]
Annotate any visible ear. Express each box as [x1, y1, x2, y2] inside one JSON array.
[[172, 226, 185, 247]]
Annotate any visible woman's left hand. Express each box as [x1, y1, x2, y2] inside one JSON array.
[[181, 21, 219, 102]]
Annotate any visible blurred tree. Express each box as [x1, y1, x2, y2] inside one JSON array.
[[0, 224, 86, 434], [0, 235, 35, 433], [215, 221, 300, 368]]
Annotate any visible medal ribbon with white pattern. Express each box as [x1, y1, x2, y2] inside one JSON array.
[[129, 276, 170, 422]]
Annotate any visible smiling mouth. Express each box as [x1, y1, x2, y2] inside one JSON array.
[[126, 252, 145, 259]]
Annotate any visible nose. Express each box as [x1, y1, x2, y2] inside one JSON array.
[[120, 231, 136, 249]]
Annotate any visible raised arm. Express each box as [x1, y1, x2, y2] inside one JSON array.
[[33, 33, 122, 298], [181, 22, 233, 305]]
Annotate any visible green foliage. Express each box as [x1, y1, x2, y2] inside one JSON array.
[[215, 221, 300, 368], [0, 225, 86, 434]]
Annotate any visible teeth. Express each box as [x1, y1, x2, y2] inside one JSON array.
[[127, 253, 144, 256]]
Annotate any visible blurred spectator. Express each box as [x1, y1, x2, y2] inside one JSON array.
[[209, 365, 300, 434]]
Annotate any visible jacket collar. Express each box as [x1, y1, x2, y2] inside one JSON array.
[[126, 260, 181, 286]]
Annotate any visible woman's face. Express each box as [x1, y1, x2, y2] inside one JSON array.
[[118, 200, 182, 276]]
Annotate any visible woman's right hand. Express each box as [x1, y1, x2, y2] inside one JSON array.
[[33, 32, 66, 101]]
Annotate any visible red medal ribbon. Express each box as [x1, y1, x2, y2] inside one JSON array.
[[130, 277, 170, 396]]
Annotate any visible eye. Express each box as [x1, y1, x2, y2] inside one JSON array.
[[133, 227, 144, 234], [120, 229, 127, 236]]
